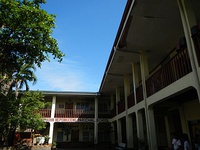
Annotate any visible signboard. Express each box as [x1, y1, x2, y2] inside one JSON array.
[[44, 118, 108, 123]]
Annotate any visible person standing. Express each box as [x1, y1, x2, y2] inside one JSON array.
[[182, 133, 191, 150], [172, 133, 182, 150]]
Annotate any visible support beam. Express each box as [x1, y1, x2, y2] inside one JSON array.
[[94, 97, 98, 144]]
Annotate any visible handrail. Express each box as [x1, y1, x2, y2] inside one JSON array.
[[146, 48, 192, 97]]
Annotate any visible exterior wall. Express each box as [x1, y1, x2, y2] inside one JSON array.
[[39, 93, 112, 148], [105, 0, 200, 149]]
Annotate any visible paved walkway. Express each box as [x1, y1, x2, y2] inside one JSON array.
[[32, 148, 106, 150], [31, 146, 113, 150]]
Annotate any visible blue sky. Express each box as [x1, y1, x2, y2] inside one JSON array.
[[29, 1, 127, 92]]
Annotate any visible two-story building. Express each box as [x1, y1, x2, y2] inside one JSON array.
[[98, 0, 200, 149], [39, 91, 111, 148], [38, 0, 200, 149]]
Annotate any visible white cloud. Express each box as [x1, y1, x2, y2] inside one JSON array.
[[29, 58, 99, 92]]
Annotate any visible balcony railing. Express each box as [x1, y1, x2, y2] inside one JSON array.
[[146, 47, 192, 97], [55, 109, 94, 118], [136, 84, 143, 103], [118, 100, 125, 114], [128, 91, 135, 108], [111, 107, 116, 118], [39, 109, 51, 118], [39, 109, 112, 118]]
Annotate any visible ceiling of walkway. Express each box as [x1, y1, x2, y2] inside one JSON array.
[[100, 0, 200, 95]]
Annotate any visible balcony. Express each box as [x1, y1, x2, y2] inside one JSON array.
[[127, 91, 135, 108], [146, 47, 192, 97], [118, 100, 125, 114], [109, 47, 192, 119], [39, 109, 51, 118], [39, 109, 95, 118], [55, 109, 94, 118]]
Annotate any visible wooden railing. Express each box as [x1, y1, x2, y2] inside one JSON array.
[[146, 48, 192, 97], [55, 109, 94, 118], [39, 109, 51, 118], [127, 91, 135, 108], [39, 109, 112, 118], [118, 100, 125, 114], [136, 84, 143, 103], [111, 107, 116, 118]]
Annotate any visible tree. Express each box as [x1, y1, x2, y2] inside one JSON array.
[[0, 91, 49, 146], [19, 91, 48, 131], [0, 93, 18, 146], [0, 0, 64, 146], [13, 62, 37, 97], [0, 0, 65, 77]]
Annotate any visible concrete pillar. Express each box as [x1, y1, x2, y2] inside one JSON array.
[[110, 94, 114, 111], [132, 63, 139, 105], [110, 122, 116, 145], [51, 96, 56, 118], [136, 110, 144, 140], [116, 87, 120, 115], [49, 96, 56, 144], [94, 97, 98, 144], [124, 75, 133, 148], [179, 106, 188, 134], [176, 0, 200, 101], [165, 116, 171, 148], [49, 122, 54, 144], [139, 51, 151, 148], [148, 108, 157, 150], [124, 74, 130, 111], [127, 115, 133, 148], [117, 119, 122, 143]]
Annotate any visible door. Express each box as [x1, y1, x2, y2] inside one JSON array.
[[65, 102, 73, 109], [71, 129, 79, 142], [65, 102, 73, 117]]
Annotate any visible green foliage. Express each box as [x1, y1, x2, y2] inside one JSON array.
[[0, 91, 48, 143], [44, 135, 50, 144], [19, 91, 47, 130], [13, 62, 37, 91], [52, 141, 57, 147], [0, 0, 65, 75], [0, 0, 64, 145], [0, 93, 19, 141]]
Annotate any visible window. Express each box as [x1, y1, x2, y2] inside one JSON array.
[[83, 132, 89, 141], [77, 103, 89, 111], [58, 104, 64, 108]]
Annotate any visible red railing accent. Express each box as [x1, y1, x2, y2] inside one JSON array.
[[40, 109, 111, 119], [146, 48, 192, 97], [127, 91, 135, 108], [54, 109, 94, 118], [39, 109, 51, 118]]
